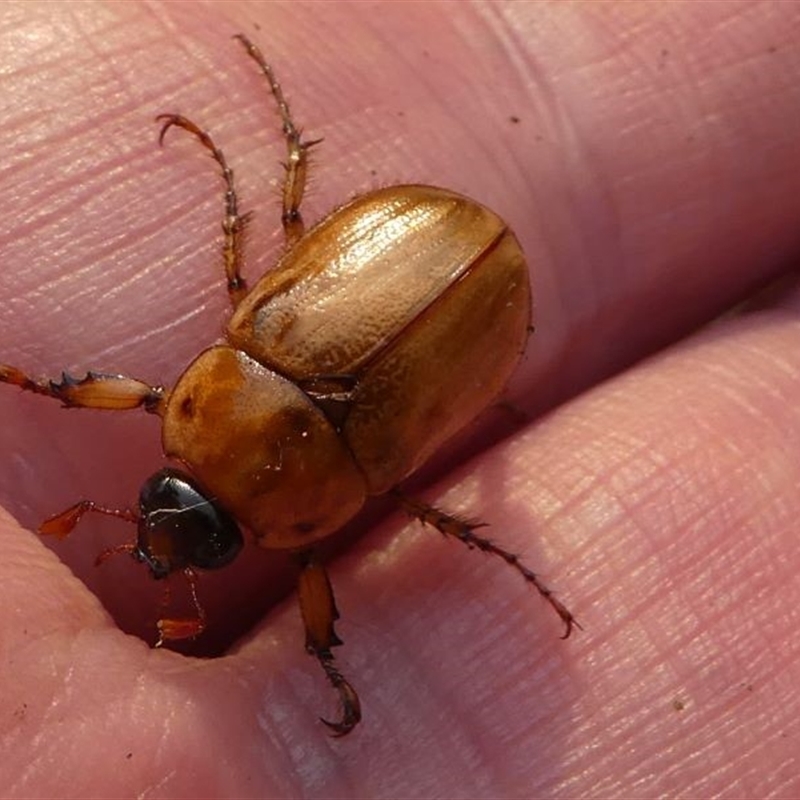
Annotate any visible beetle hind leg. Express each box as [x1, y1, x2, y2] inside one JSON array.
[[298, 557, 362, 736], [234, 33, 321, 247], [394, 491, 580, 638], [156, 114, 250, 308]]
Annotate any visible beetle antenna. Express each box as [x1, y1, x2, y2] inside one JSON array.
[[39, 500, 138, 540], [155, 568, 208, 647]]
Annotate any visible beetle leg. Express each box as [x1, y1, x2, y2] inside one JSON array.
[[234, 34, 322, 247], [393, 492, 581, 639], [0, 365, 165, 414], [156, 114, 251, 309], [297, 556, 362, 736]]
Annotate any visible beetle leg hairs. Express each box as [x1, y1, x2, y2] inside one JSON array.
[[297, 557, 362, 736], [233, 33, 322, 247], [156, 114, 251, 309], [156, 36, 321, 305], [393, 491, 580, 638]]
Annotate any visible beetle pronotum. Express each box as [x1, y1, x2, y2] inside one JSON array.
[[0, 34, 577, 735]]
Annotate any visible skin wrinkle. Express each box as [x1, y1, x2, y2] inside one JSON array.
[[559, 333, 797, 548], [485, 11, 610, 351], [536, 324, 800, 776], [541, 428, 697, 578]]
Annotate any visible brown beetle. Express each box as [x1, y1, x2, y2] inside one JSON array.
[[0, 35, 577, 735]]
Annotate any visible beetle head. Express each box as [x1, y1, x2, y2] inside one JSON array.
[[135, 467, 244, 579]]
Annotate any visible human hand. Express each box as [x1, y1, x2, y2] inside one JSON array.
[[1, 3, 799, 797]]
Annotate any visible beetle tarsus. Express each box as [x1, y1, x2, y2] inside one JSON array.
[[318, 652, 362, 737], [393, 491, 581, 637]]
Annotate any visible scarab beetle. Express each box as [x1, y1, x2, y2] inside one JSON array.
[[0, 35, 577, 735]]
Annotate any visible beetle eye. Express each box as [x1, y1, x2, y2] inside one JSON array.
[[137, 467, 244, 576]]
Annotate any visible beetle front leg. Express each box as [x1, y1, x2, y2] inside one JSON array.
[[297, 556, 362, 736], [0, 365, 165, 414], [393, 492, 581, 639], [234, 34, 321, 247]]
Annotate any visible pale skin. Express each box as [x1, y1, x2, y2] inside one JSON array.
[[1, 2, 800, 797]]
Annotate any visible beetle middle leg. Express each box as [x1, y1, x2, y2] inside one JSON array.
[[297, 556, 362, 736], [393, 492, 580, 638], [234, 33, 321, 247]]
